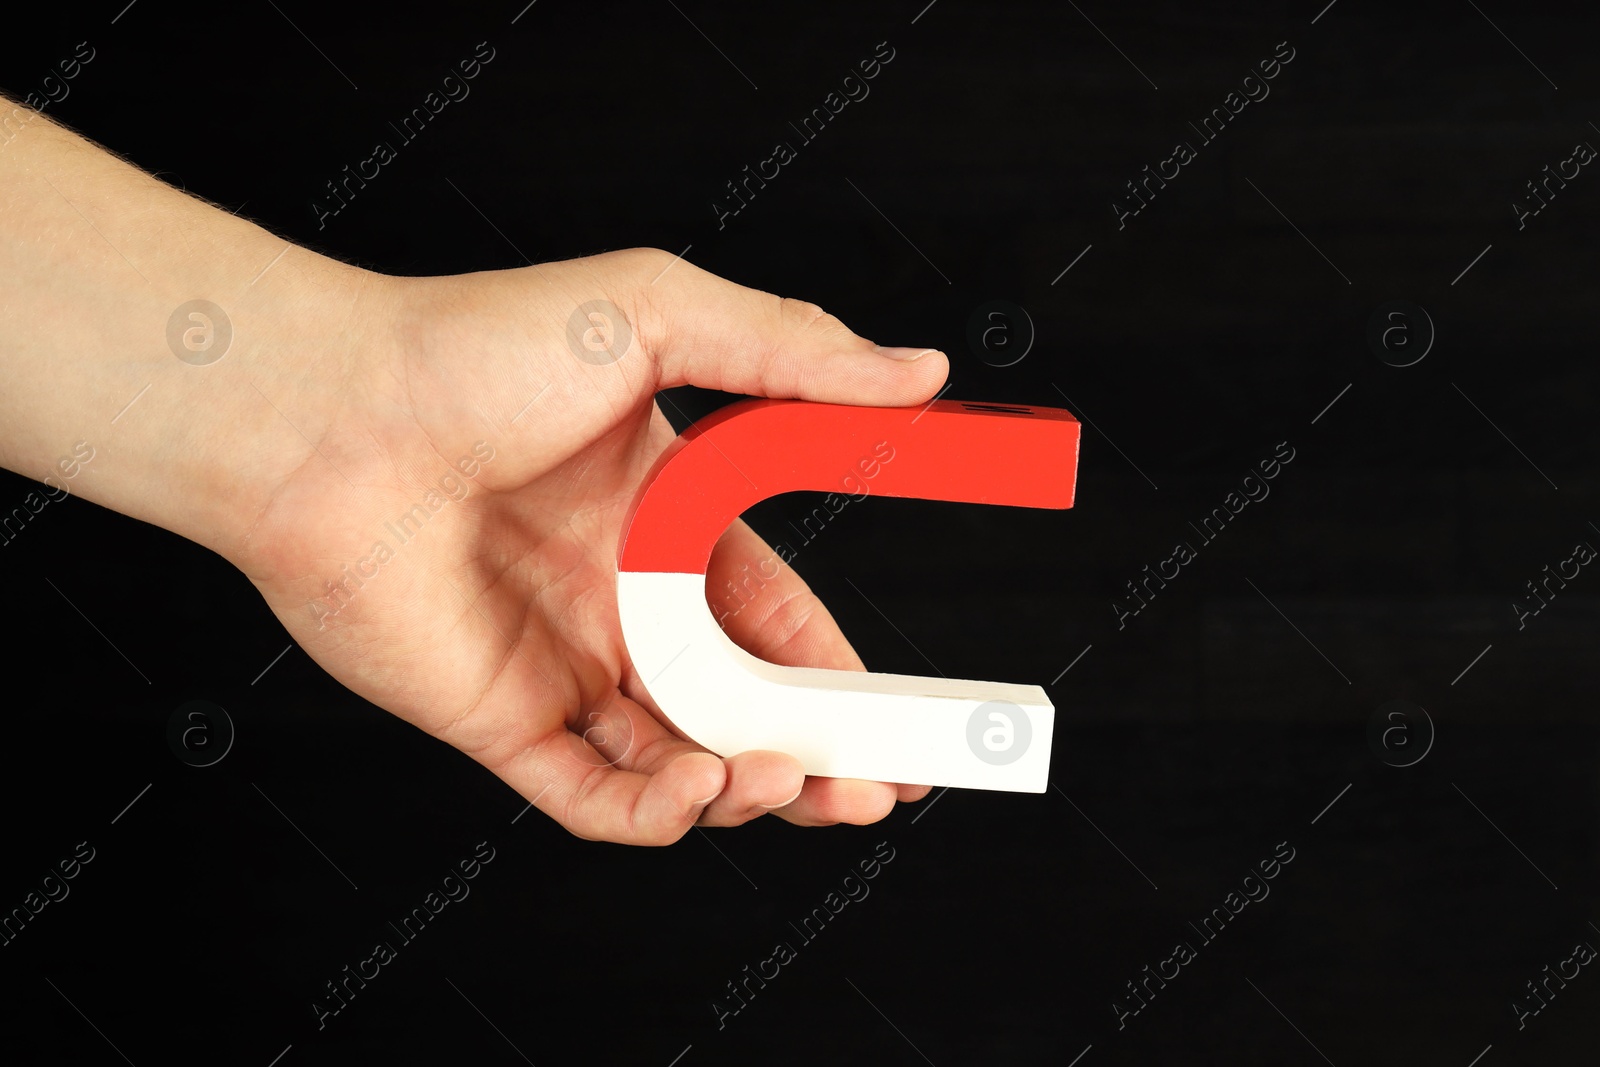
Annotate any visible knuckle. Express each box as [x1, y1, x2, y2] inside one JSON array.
[[619, 246, 684, 286], [644, 812, 694, 846], [835, 789, 896, 826], [638, 246, 674, 269], [760, 588, 823, 656], [614, 245, 672, 270], [777, 296, 846, 336], [588, 248, 677, 305]]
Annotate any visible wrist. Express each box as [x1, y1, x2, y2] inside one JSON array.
[[169, 251, 404, 569]]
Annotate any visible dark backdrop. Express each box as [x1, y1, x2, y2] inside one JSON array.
[[2, 2, 1596, 1064]]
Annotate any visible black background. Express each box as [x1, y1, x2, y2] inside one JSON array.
[[2, 1, 1597, 1064]]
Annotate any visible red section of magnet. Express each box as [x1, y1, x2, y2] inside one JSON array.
[[618, 398, 1080, 575]]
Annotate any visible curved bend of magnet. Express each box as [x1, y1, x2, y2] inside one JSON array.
[[616, 398, 1079, 793]]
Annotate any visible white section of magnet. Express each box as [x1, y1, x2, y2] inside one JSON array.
[[618, 571, 1055, 792]]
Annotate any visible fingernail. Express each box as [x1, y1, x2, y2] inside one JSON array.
[[692, 792, 722, 807], [758, 784, 805, 810], [875, 345, 938, 361]]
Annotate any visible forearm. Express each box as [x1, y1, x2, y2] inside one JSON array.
[[0, 100, 395, 561]]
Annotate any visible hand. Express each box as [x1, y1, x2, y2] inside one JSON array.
[[233, 248, 948, 843]]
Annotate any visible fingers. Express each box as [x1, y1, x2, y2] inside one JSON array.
[[611, 248, 950, 405], [693, 750, 805, 828], [706, 518, 929, 826], [771, 778, 899, 828], [448, 638, 728, 846], [500, 724, 727, 846], [483, 605, 923, 840], [706, 517, 863, 671], [494, 681, 809, 838], [570, 687, 810, 828], [474, 511, 915, 841], [486, 667, 919, 841]]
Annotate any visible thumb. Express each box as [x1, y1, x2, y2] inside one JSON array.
[[617, 248, 949, 405]]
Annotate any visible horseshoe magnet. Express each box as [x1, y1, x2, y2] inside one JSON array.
[[616, 397, 1080, 792]]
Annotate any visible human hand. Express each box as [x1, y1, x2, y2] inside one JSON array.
[[232, 248, 948, 843]]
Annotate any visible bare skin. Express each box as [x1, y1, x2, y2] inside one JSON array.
[[0, 100, 946, 843]]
